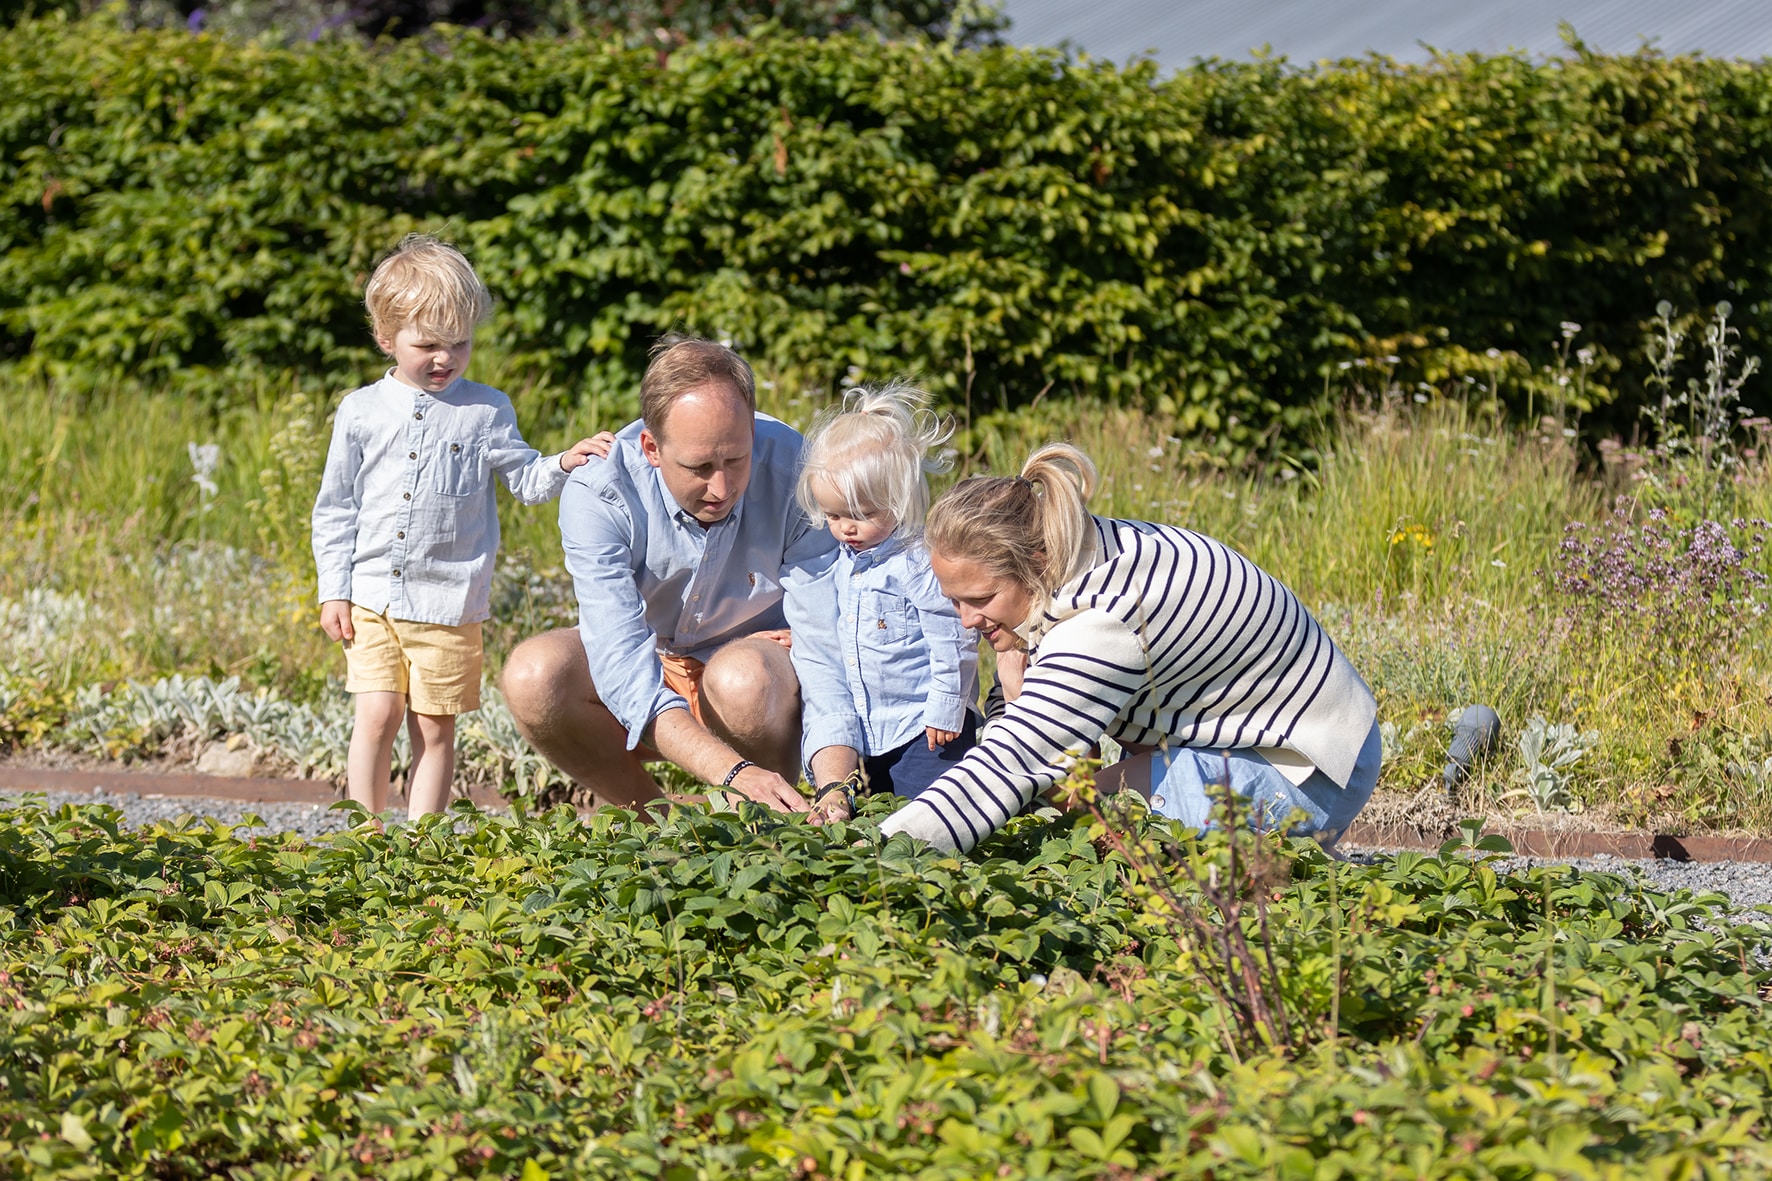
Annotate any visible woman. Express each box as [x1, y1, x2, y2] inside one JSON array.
[[879, 443, 1381, 854]]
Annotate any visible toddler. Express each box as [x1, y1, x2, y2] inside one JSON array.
[[796, 383, 979, 816], [311, 233, 609, 816]]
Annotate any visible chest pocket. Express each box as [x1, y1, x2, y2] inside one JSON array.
[[862, 592, 917, 645], [433, 439, 485, 497]]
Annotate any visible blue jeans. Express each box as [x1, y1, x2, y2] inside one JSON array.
[[1141, 719, 1383, 848], [863, 712, 980, 800]]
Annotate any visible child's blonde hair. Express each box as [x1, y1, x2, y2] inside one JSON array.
[[363, 233, 492, 347], [797, 382, 956, 533]]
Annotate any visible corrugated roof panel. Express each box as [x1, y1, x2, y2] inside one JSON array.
[[999, 0, 1772, 66]]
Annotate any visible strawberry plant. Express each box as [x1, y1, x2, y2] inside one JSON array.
[[1, 795, 1768, 1177]]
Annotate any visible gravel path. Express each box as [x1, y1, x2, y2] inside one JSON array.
[[13, 787, 427, 840], [9, 788, 1772, 917], [1499, 854, 1772, 916]]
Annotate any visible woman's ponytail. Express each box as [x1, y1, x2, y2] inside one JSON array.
[[1020, 443, 1097, 592], [924, 441, 1098, 612]]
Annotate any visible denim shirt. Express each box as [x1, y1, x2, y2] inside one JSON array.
[[834, 534, 978, 755], [311, 373, 571, 626], [558, 414, 863, 766]]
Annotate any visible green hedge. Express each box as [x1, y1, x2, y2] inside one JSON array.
[[4, 18, 1771, 445]]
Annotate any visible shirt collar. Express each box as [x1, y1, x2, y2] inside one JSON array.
[[660, 472, 748, 534], [849, 532, 909, 569], [381, 368, 461, 397]]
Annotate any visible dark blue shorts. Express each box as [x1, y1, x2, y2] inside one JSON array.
[[862, 712, 980, 800]]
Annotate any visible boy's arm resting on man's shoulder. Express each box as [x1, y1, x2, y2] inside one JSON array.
[[310, 401, 361, 605], [907, 560, 976, 734], [487, 399, 573, 505], [778, 517, 865, 773]]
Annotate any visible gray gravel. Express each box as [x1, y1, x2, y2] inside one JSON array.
[[7, 787, 427, 839], [1342, 845, 1772, 918], [9, 789, 1772, 919], [1499, 853, 1772, 916]]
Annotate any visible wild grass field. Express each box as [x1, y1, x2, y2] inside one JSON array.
[[3, 341, 1772, 829]]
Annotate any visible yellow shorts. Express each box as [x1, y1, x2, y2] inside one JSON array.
[[342, 604, 482, 715]]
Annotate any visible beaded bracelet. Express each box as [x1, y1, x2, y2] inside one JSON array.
[[720, 759, 754, 788]]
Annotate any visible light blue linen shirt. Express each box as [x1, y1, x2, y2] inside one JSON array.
[[311, 373, 571, 626], [833, 534, 979, 755], [558, 414, 863, 766]]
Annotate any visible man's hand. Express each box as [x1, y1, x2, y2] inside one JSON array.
[[727, 764, 810, 813], [995, 648, 1029, 702], [559, 431, 617, 472], [925, 726, 958, 750], [320, 599, 355, 643], [751, 628, 792, 650]]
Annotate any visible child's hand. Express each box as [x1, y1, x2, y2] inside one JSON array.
[[925, 726, 959, 750], [559, 432, 617, 472], [320, 600, 355, 643]]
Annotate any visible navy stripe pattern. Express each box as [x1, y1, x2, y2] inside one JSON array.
[[880, 517, 1376, 853]]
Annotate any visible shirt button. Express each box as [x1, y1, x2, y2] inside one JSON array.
[[409, 451, 417, 459], [396, 531, 405, 539], [392, 569, 401, 577], [402, 492, 411, 500], [414, 412, 423, 420]]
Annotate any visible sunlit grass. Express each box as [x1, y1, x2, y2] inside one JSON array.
[[5, 366, 1772, 830]]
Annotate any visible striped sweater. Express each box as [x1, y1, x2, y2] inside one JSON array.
[[879, 516, 1377, 854]]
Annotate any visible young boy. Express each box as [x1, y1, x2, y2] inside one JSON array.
[[311, 233, 608, 816]]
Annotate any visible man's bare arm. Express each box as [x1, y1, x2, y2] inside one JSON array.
[[648, 707, 810, 812]]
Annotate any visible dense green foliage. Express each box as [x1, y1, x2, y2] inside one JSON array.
[[5, 21, 1771, 448], [1, 0, 1004, 54], [2, 797, 1770, 1177]]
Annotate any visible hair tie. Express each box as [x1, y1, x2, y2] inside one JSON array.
[[1013, 475, 1035, 490]]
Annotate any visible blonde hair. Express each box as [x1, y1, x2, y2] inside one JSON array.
[[796, 382, 955, 533], [924, 442, 1098, 610], [364, 233, 492, 346], [642, 335, 757, 438]]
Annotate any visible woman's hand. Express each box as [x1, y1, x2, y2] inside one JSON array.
[[995, 648, 1029, 701], [925, 726, 958, 750]]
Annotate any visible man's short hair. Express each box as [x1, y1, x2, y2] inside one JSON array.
[[363, 233, 492, 345], [641, 336, 758, 438]]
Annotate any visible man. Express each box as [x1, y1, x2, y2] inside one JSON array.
[[500, 337, 863, 811]]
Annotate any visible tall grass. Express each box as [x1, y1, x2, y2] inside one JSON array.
[[4, 367, 1772, 829]]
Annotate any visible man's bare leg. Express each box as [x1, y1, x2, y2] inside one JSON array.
[[699, 637, 803, 784], [499, 628, 660, 808]]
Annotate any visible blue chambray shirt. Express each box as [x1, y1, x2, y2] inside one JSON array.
[[311, 373, 571, 625], [833, 533, 979, 755], [558, 414, 863, 766]]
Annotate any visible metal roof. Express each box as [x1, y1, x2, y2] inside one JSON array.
[[998, 0, 1772, 68]]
